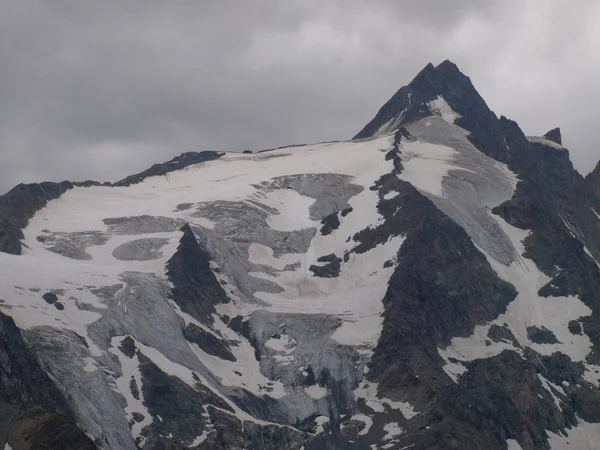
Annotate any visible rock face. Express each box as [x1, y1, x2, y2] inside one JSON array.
[[0, 313, 96, 449], [1, 61, 600, 449], [543, 127, 562, 145]]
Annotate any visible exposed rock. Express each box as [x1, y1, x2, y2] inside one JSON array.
[[114, 151, 224, 187], [118, 336, 136, 358], [340, 206, 353, 217], [488, 324, 521, 348], [42, 292, 58, 305], [166, 224, 229, 325], [568, 320, 583, 335], [309, 254, 342, 278], [131, 412, 145, 423], [527, 326, 560, 344], [0, 181, 73, 255], [319, 212, 340, 236], [129, 377, 140, 401], [0, 313, 95, 448], [5, 407, 97, 450], [137, 353, 232, 448], [183, 322, 236, 361], [543, 127, 562, 145], [200, 406, 309, 450]]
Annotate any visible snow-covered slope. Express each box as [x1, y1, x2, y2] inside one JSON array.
[[2, 61, 600, 450]]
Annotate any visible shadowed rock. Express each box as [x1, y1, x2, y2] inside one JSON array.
[[543, 128, 562, 145], [166, 224, 229, 325]]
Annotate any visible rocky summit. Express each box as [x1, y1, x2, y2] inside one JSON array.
[[1, 61, 600, 450]]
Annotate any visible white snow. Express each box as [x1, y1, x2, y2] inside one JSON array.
[[373, 110, 406, 137], [547, 419, 600, 449], [314, 415, 329, 434], [190, 430, 212, 446], [108, 336, 152, 443], [428, 96, 462, 124], [397, 140, 460, 197], [439, 215, 596, 381], [354, 378, 418, 419], [383, 191, 399, 200], [592, 208, 600, 221], [527, 136, 564, 150], [538, 374, 565, 408], [382, 422, 403, 440], [584, 246, 600, 268], [507, 439, 524, 450], [350, 414, 373, 435], [305, 385, 328, 399]]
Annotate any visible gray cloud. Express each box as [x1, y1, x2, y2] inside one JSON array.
[[1, 0, 599, 193]]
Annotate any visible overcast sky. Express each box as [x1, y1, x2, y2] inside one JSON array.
[[1, 1, 599, 194]]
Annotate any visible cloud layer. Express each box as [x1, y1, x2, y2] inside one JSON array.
[[1, 0, 599, 193]]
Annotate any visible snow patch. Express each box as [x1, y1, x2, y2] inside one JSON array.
[[439, 216, 595, 379], [351, 414, 373, 435], [305, 385, 327, 399], [314, 415, 329, 434], [108, 336, 152, 443], [507, 439, 524, 450], [547, 419, 600, 449], [354, 379, 418, 419], [527, 136, 564, 150], [397, 140, 460, 197], [382, 422, 403, 440], [428, 96, 461, 124]]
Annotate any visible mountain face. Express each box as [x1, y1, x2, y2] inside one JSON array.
[[1, 61, 600, 450]]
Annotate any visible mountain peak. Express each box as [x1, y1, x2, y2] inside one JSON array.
[[354, 60, 510, 161], [543, 127, 562, 145], [354, 60, 472, 139]]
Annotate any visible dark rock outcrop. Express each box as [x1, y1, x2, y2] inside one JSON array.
[[355, 60, 510, 164], [166, 224, 229, 325], [0, 182, 73, 255], [543, 127, 562, 145], [319, 212, 340, 236], [586, 159, 600, 197], [0, 312, 95, 449], [137, 353, 232, 449], [114, 151, 223, 187], [183, 323, 236, 361], [309, 254, 342, 278], [527, 326, 560, 344]]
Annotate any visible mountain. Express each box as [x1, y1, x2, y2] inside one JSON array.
[[1, 61, 600, 450]]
